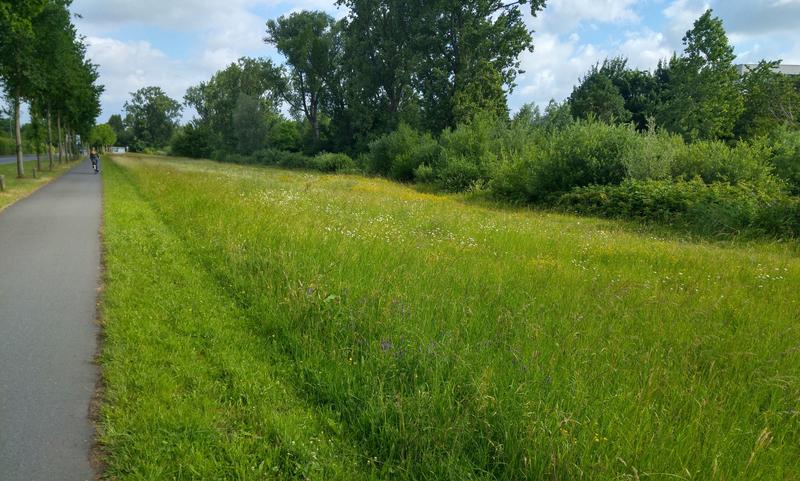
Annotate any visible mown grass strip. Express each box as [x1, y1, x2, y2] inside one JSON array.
[[104, 154, 800, 480], [99, 159, 371, 480], [0, 160, 79, 212]]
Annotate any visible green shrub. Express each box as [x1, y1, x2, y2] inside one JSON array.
[[310, 152, 357, 173], [765, 127, 800, 194], [432, 115, 500, 191], [367, 123, 438, 180], [624, 129, 685, 181], [170, 123, 217, 159], [557, 178, 799, 237], [0, 135, 15, 156], [275, 150, 310, 169], [671, 139, 774, 185], [489, 120, 639, 202], [413, 163, 436, 184]]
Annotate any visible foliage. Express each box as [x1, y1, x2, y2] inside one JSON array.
[[557, 178, 800, 238], [366, 123, 439, 180], [430, 114, 502, 190], [266, 11, 339, 145], [569, 63, 630, 123], [232, 93, 268, 155], [184, 57, 282, 151], [170, 122, 218, 159], [414, 0, 546, 132], [124, 86, 182, 149], [491, 120, 638, 201], [657, 10, 743, 140], [765, 126, 800, 194], [309, 152, 357, 173], [736, 60, 800, 139], [623, 128, 684, 181], [670, 138, 775, 186], [89, 123, 117, 149]]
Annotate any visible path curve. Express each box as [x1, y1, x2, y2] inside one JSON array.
[[0, 158, 101, 481]]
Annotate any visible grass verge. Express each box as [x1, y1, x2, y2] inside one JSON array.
[[0, 159, 81, 212], [100, 154, 800, 480]]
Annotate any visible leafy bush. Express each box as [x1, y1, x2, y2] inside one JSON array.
[[557, 178, 799, 237], [170, 123, 217, 159], [367, 123, 439, 181], [765, 127, 800, 194], [624, 129, 685, 181], [671, 139, 774, 185], [310, 152, 357, 173], [266, 117, 302, 152], [431, 115, 500, 191], [489, 120, 638, 201], [0, 135, 16, 156]]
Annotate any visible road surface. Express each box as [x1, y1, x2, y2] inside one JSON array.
[[0, 158, 101, 481]]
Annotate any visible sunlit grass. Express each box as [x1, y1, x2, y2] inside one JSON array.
[[0, 159, 79, 211], [100, 154, 800, 480]]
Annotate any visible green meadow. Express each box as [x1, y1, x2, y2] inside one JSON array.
[[99, 154, 799, 480]]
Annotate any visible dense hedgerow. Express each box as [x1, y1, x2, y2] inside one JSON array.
[[557, 178, 800, 237], [366, 123, 439, 181]]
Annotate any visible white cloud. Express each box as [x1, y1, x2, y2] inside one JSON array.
[[533, 0, 640, 34], [84, 36, 206, 120], [73, 0, 342, 121], [511, 33, 608, 109], [510, 0, 644, 110], [617, 29, 673, 69]]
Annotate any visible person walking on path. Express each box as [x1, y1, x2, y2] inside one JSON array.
[[89, 148, 100, 174]]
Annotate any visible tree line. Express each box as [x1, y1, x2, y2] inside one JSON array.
[[109, 0, 549, 155], [0, 0, 103, 177], [112, 7, 798, 164]]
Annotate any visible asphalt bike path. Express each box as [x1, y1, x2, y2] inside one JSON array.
[[0, 158, 101, 480]]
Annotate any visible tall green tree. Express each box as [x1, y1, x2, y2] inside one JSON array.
[[569, 64, 630, 123], [736, 60, 800, 138], [184, 57, 281, 151], [657, 9, 743, 140], [0, 0, 48, 177], [334, 0, 424, 143], [569, 58, 660, 129], [232, 93, 268, 155], [89, 123, 117, 151], [124, 86, 182, 149], [31, 0, 72, 168], [265, 11, 339, 145], [414, 0, 546, 131]]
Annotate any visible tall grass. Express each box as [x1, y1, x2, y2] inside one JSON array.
[[102, 154, 800, 480]]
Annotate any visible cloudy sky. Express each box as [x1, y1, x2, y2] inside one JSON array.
[[70, 0, 800, 122]]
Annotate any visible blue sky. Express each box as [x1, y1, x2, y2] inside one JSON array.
[[68, 0, 800, 123]]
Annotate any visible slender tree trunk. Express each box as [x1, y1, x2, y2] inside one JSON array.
[[32, 107, 42, 171], [14, 92, 25, 178], [47, 108, 54, 170], [57, 112, 63, 164]]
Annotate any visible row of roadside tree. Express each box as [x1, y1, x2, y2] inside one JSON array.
[[0, 0, 103, 177]]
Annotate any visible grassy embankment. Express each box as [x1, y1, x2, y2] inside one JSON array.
[[99, 154, 799, 480], [0, 159, 80, 211]]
